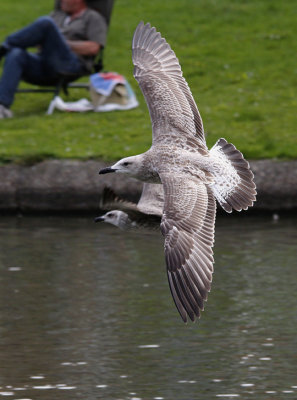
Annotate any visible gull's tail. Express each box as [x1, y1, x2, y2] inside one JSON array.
[[209, 138, 256, 213]]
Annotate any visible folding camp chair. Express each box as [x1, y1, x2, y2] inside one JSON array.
[[17, 0, 114, 113]]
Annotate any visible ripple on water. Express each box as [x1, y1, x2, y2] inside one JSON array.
[[33, 385, 55, 389], [32, 384, 77, 390], [61, 361, 87, 366], [57, 386, 77, 390]]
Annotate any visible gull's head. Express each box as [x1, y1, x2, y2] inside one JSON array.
[[99, 155, 144, 178], [94, 210, 130, 229]]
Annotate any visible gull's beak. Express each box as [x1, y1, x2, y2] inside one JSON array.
[[94, 216, 105, 223], [99, 167, 116, 174]]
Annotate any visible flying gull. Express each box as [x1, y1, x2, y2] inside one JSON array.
[[99, 22, 256, 322], [95, 183, 163, 229]]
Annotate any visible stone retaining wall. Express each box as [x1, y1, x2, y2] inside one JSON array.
[[0, 160, 296, 212]]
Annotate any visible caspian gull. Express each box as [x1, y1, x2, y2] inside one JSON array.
[[99, 22, 256, 322], [95, 183, 163, 229]]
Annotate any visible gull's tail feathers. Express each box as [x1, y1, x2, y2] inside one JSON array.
[[209, 138, 256, 213]]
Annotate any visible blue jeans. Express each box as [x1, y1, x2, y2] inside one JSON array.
[[0, 16, 85, 107]]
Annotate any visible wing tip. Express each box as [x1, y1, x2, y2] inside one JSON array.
[[133, 21, 152, 47]]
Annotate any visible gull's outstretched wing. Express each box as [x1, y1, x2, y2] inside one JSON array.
[[101, 184, 163, 217], [160, 173, 216, 322], [99, 186, 162, 228], [100, 187, 139, 212], [132, 22, 207, 154], [137, 183, 164, 216]]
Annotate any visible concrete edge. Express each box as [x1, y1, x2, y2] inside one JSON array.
[[0, 159, 296, 212]]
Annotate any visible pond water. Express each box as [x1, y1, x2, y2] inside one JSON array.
[[0, 214, 296, 400]]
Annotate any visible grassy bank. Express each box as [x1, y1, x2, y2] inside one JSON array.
[[0, 0, 296, 164]]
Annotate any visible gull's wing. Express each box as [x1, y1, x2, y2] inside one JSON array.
[[132, 22, 207, 154], [100, 187, 139, 212], [159, 173, 216, 322], [99, 186, 161, 228], [137, 183, 164, 216]]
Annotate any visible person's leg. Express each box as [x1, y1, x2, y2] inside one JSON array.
[[0, 48, 59, 108], [4, 16, 84, 75], [0, 48, 28, 108]]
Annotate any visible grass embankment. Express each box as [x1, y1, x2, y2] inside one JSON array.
[[0, 0, 296, 164]]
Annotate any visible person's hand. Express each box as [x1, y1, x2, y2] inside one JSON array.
[[66, 40, 100, 56]]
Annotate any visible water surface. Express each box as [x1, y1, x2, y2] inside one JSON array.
[[0, 215, 296, 399]]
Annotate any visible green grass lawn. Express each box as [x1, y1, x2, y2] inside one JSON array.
[[0, 0, 296, 164]]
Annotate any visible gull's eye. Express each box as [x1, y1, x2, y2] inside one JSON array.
[[123, 162, 131, 167], [108, 212, 115, 217]]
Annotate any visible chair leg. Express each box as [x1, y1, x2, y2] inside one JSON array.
[[54, 79, 63, 97]]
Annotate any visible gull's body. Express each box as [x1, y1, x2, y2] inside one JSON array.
[[95, 184, 163, 229], [99, 22, 256, 322]]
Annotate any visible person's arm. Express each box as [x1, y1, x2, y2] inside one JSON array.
[[66, 40, 100, 56]]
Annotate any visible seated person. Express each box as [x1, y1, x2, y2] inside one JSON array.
[[0, 0, 107, 119]]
